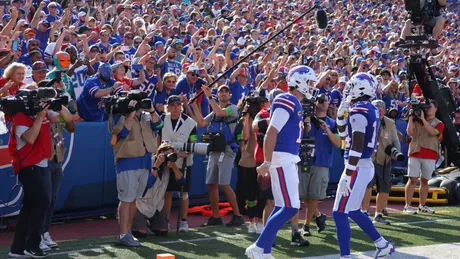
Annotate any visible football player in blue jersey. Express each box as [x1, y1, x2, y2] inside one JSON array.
[[245, 65, 317, 259], [334, 73, 395, 259]]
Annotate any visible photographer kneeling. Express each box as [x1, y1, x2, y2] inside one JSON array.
[[8, 90, 72, 258], [301, 94, 340, 237], [404, 99, 444, 214], [132, 143, 184, 238], [109, 98, 163, 247], [361, 100, 401, 225]]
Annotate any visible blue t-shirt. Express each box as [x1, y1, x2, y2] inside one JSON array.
[[154, 88, 173, 105], [229, 80, 248, 105], [112, 112, 164, 173], [271, 93, 303, 155], [76, 75, 117, 121], [161, 60, 182, 78], [123, 47, 137, 60], [330, 89, 343, 107], [173, 76, 209, 116], [344, 101, 379, 160], [35, 28, 51, 51], [308, 117, 337, 167], [131, 70, 158, 101]]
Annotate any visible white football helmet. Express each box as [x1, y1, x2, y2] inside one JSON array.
[[287, 65, 317, 99], [344, 72, 378, 101]]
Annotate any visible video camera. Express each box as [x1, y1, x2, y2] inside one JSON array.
[[171, 142, 210, 155], [301, 95, 320, 118], [385, 145, 405, 162], [410, 99, 430, 117], [405, 0, 436, 26], [201, 132, 226, 152], [0, 88, 68, 116], [298, 137, 316, 174], [102, 90, 152, 115], [241, 90, 267, 118]]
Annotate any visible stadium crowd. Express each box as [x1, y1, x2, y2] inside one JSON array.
[[0, 0, 460, 257]]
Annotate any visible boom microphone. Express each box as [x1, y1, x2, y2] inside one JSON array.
[[315, 1, 328, 29]]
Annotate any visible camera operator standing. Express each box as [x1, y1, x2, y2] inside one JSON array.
[[400, 0, 447, 41], [132, 143, 185, 238], [158, 95, 198, 232], [191, 85, 245, 227], [404, 99, 444, 214], [109, 100, 163, 247], [300, 93, 341, 237], [8, 101, 72, 258], [361, 100, 401, 225]]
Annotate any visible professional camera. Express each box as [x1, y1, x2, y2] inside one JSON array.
[[201, 132, 226, 152], [301, 98, 316, 117], [385, 145, 405, 162], [405, 0, 435, 25], [298, 137, 316, 174], [165, 152, 178, 163], [0, 88, 68, 116], [102, 90, 152, 115], [171, 142, 210, 155], [241, 90, 267, 118], [410, 99, 430, 117]]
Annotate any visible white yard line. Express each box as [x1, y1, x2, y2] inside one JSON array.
[[44, 218, 459, 257]]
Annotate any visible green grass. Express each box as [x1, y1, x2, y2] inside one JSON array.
[[2, 206, 460, 259]]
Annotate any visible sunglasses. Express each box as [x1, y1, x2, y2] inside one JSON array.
[[190, 73, 199, 77], [134, 41, 141, 44], [166, 80, 176, 84]]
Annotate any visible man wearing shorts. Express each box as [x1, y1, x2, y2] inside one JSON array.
[[300, 93, 340, 236], [404, 99, 444, 214], [110, 102, 163, 247], [361, 100, 400, 224], [192, 84, 244, 227]]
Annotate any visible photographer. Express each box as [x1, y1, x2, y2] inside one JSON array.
[[8, 97, 72, 258], [132, 143, 185, 239], [239, 92, 269, 234], [191, 84, 244, 227], [109, 98, 163, 247], [404, 99, 444, 214], [400, 0, 447, 41], [361, 100, 401, 225], [158, 95, 198, 232], [300, 94, 340, 237]]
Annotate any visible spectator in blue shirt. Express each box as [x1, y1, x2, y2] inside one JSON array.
[[45, 2, 60, 23], [228, 65, 250, 105], [173, 64, 210, 116], [76, 63, 125, 121]]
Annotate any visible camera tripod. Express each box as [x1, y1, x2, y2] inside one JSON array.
[[399, 25, 460, 166]]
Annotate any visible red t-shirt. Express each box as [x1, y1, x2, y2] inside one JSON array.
[[254, 108, 270, 163], [114, 75, 132, 88], [409, 120, 444, 160], [277, 81, 288, 92], [0, 77, 24, 96]]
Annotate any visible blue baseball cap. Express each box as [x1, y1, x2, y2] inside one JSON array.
[[98, 63, 113, 81], [2, 14, 11, 21]]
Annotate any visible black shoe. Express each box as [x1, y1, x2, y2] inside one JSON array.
[[290, 232, 310, 246], [8, 251, 26, 258], [363, 211, 369, 217], [382, 209, 389, 217], [315, 213, 327, 233], [373, 214, 391, 225], [24, 249, 47, 258], [202, 217, 223, 227], [302, 225, 311, 237], [225, 215, 245, 227]]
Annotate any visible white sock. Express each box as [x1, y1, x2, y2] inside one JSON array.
[[375, 237, 388, 248], [375, 212, 382, 218]]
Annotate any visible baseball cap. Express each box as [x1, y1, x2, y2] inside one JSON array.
[[1, 14, 10, 21], [217, 85, 230, 92], [39, 20, 50, 27], [78, 26, 91, 34], [167, 95, 181, 105], [32, 61, 47, 72], [24, 28, 36, 35], [26, 39, 40, 47], [187, 64, 200, 73]]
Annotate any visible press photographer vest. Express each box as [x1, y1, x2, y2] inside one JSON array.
[[408, 118, 441, 156], [161, 113, 196, 168], [110, 112, 157, 163], [136, 165, 170, 218], [49, 123, 66, 163], [372, 116, 397, 166]]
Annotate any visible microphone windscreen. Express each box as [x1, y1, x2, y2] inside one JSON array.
[[316, 9, 328, 30]]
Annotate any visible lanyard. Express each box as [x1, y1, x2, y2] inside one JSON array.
[[173, 117, 184, 133]]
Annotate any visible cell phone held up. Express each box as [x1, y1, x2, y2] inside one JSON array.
[[131, 64, 143, 71], [12, 40, 18, 52]]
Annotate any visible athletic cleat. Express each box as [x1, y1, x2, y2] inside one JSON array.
[[7, 251, 26, 258], [402, 206, 417, 215], [302, 224, 312, 237], [419, 205, 435, 214], [315, 213, 327, 233], [373, 241, 395, 259], [291, 232, 310, 246], [373, 214, 390, 225], [39, 238, 51, 252], [24, 248, 47, 258], [382, 209, 389, 216], [245, 243, 264, 259], [248, 222, 256, 233], [226, 215, 245, 227]]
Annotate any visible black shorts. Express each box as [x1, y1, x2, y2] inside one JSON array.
[[166, 166, 192, 192], [367, 162, 392, 193], [260, 187, 274, 200]]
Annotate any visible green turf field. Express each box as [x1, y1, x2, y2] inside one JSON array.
[[2, 206, 460, 259]]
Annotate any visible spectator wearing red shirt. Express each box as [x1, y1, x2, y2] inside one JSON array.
[[8, 103, 72, 258], [404, 99, 444, 215], [112, 62, 145, 89], [0, 63, 26, 97]]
